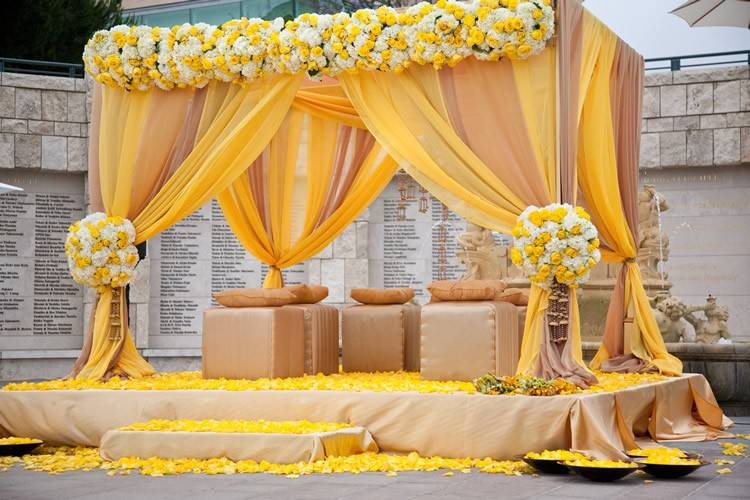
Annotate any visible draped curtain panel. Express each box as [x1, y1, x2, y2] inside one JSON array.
[[74, 74, 302, 379], [217, 92, 397, 288], [575, 12, 682, 376], [338, 50, 595, 385]]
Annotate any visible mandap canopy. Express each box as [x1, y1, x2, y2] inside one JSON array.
[[72, 0, 682, 382]]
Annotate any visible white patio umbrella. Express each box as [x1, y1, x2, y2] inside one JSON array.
[[670, 0, 750, 28], [0, 182, 23, 195]]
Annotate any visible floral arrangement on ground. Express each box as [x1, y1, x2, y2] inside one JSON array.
[[511, 203, 600, 288], [84, 0, 554, 91], [3, 370, 666, 394], [65, 213, 139, 291]]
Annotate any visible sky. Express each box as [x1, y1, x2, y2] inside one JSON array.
[[584, 0, 750, 60]]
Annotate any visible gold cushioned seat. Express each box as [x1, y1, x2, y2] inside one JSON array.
[[420, 301, 524, 381]]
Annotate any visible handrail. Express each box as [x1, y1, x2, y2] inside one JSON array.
[[645, 49, 750, 71], [0, 57, 84, 78], [2, 49, 748, 78]]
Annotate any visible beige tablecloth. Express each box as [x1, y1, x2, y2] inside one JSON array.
[[0, 374, 731, 460], [100, 426, 377, 463]]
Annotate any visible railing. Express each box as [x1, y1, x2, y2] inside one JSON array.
[[645, 50, 750, 72], [0, 57, 84, 78], [2, 49, 749, 79]]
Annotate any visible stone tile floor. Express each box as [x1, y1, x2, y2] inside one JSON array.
[[0, 418, 747, 500]]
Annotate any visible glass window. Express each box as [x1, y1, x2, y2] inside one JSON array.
[[242, 0, 294, 20], [191, 2, 242, 25], [141, 9, 190, 27]]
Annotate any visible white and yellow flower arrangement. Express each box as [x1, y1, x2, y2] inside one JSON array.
[[510, 204, 601, 289], [83, 0, 555, 91], [65, 212, 139, 291]]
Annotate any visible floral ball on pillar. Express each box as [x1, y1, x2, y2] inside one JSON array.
[[510, 204, 601, 289], [65, 213, 139, 292]]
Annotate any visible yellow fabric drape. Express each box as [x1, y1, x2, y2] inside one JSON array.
[[576, 14, 681, 375], [77, 75, 301, 379], [338, 67, 525, 234], [339, 58, 592, 382], [218, 108, 397, 288]]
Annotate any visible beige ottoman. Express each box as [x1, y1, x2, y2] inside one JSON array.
[[342, 303, 421, 373], [202, 306, 305, 379], [283, 303, 339, 375], [420, 301, 522, 381]]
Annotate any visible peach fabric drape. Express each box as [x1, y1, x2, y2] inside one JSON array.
[[339, 55, 595, 385], [74, 75, 302, 379], [576, 13, 681, 375], [218, 106, 397, 288]]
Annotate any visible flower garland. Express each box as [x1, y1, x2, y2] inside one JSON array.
[[474, 373, 579, 396], [65, 212, 139, 291], [83, 0, 555, 91], [510, 204, 601, 289], [118, 419, 351, 434]]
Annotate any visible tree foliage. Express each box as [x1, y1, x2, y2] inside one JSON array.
[[1, 0, 129, 63]]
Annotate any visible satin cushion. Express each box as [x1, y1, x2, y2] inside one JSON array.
[[213, 288, 296, 307], [350, 287, 415, 305], [287, 284, 329, 304], [427, 280, 507, 302], [494, 288, 529, 306]]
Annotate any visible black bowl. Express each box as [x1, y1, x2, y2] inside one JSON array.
[[522, 457, 570, 474], [627, 451, 702, 460], [0, 441, 43, 456], [638, 460, 708, 479], [563, 462, 641, 482]]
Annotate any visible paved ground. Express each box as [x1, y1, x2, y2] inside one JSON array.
[[1, 418, 748, 500]]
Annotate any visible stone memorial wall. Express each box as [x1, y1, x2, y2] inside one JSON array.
[[0, 171, 85, 351], [368, 173, 464, 303]]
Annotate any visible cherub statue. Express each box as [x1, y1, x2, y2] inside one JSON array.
[[637, 185, 670, 280], [457, 223, 496, 252], [457, 222, 503, 280], [684, 295, 731, 344], [652, 296, 693, 343]]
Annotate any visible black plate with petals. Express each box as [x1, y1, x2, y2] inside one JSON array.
[[0, 441, 43, 456], [522, 457, 570, 474], [637, 459, 708, 479], [563, 462, 641, 482]]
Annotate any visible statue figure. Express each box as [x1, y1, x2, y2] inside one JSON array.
[[651, 296, 693, 343], [684, 295, 731, 344], [637, 184, 670, 281], [456, 222, 504, 280]]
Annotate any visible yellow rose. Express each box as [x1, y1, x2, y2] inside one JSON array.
[[557, 229, 566, 239], [550, 252, 562, 265], [570, 225, 582, 235], [524, 244, 535, 256], [533, 246, 544, 257], [590, 238, 600, 248], [564, 247, 578, 258], [575, 206, 591, 220], [510, 247, 522, 265], [528, 211, 543, 227]]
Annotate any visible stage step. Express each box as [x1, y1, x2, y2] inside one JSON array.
[[99, 419, 378, 463]]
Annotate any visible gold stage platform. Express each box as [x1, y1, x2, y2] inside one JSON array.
[[0, 373, 731, 460]]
